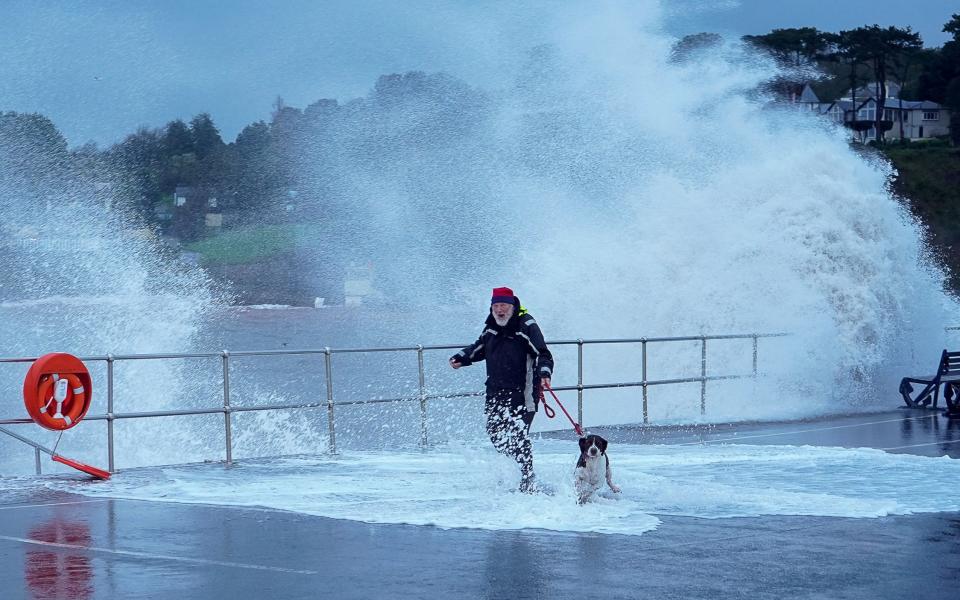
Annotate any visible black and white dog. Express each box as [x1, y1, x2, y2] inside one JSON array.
[[574, 434, 621, 504]]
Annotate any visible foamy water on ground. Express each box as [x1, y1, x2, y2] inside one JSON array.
[[35, 439, 960, 536]]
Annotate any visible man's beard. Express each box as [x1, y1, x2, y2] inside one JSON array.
[[493, 312, 512, 327]]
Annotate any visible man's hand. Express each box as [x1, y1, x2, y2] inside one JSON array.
[[541, 376, 551, 389], [450, 358, 462, 369]]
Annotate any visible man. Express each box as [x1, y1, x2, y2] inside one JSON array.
[[450, 286, 553, 493]]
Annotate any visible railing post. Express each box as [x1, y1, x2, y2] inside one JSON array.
[[107, 354, 115, 473], [701, 337, 707, 416], [221, 351, 233, 466], [577, 339, 584, 426], [35, 448, 41, 475], [752, 335, 758, 377], [417, 345, 427, 448], [324, 347, 337, 454], [642, 339, 648, 424]]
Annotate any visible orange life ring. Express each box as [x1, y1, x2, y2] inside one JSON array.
[[36, 373, 87, 429], [23, 353, 93, 431]]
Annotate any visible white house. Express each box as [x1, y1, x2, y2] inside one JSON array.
[[798, 82, 951, 142]]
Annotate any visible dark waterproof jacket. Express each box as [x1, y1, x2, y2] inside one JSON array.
[[452, 296, 554, 411]]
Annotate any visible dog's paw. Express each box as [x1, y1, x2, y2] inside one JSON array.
[[609, 484, 621, 494]]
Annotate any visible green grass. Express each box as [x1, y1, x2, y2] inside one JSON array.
[[884, 144, 960, 221], [185, 224, 307, 265], [882, 143, 960, 288]]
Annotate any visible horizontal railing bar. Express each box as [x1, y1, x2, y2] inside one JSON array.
[[230, 347, 424, 356], [329, 346, 428, 354], [230, 402, 324, 412], [432, 333, 790, 349], [0, 394, 473, 423], [109, 352, 223, 360], [0, 353, 214, 363], [581, 374, 751, 390], [98, 408, 227, 419], [0, 375, 753, 425], [0, 355, 110, 364], [431, 391, 485, 399], [0, 332, 790, 364], [551, 334, 790, 345]]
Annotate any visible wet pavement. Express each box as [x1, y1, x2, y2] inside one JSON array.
[[1, 409, 959, 600]]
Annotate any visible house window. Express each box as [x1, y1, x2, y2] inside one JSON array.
[[923, 111, 939, 121], [884, 109, 894, 121]]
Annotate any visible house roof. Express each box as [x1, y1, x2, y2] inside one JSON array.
[[823, 98, 942, 112], [799, 84, 820, 104], [871, 98, 942, 110], [846, 81, 902, 101]]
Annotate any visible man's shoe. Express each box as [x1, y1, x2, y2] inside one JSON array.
[[518, 474, 554, 495]]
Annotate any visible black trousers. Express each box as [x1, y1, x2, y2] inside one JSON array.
[[485, 388, 535, 478]]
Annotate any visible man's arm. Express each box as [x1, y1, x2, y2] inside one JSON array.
[[521, 317, 553, 386], [450, 333, 487, 369]]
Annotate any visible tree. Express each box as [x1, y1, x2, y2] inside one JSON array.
[[889, 43, 923, 140], [189, 113, 224, 160], [928, 14, 960, 144], [744, 28, 833, 102], [106, 127, 164, 216], [744, 27, 831, 67], [916, 15, 960, 144], [0, 112, 72, 209], [836, 26, 922, 143], [230, 120, 280, 216], [670, 32, 723, 63], [944, 13, 960, 40], [830, 31, 867, 140], [947, 77, 960, 144], [162, 119, 193, 157]]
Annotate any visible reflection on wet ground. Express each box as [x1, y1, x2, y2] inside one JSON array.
[[24, 517, 93, 600]]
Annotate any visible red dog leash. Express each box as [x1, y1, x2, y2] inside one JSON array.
[[540, 381, 584, 437]]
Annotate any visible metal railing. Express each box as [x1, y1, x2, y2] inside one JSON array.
[[0, 332, 788, 475]]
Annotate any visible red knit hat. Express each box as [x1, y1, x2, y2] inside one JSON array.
[[491, 286, 514, 305]]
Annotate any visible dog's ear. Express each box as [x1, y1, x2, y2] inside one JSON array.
[[579, 437, 589, 452], [597, 436, 608, 453]]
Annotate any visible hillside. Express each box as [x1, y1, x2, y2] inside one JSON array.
[[882, 142, 960, 290]]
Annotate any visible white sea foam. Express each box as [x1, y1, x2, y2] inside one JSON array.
[[43, 440, 960, 536]]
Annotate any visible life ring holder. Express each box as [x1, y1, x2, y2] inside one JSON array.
[[23, 353, 93, 431]]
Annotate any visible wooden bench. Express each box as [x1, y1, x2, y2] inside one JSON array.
[[899, 349, 960, 414]]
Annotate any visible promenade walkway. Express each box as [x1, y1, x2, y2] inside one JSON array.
[[1, 410, 958, 600]]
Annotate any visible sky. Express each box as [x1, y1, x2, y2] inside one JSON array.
[[0, 0, 955, 147]]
